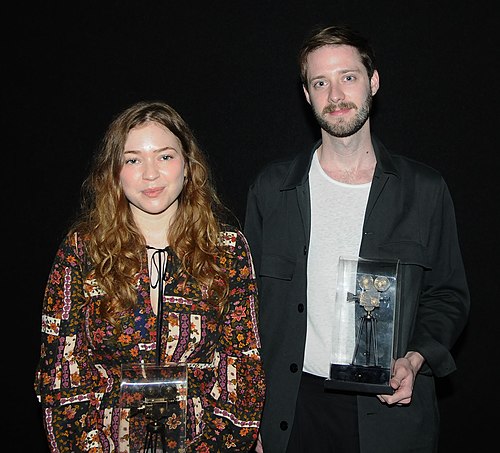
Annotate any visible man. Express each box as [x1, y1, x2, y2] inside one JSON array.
[[244, 24, 470, 452]]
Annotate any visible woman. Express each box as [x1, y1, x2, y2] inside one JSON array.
[[34, 100, 265, 452]]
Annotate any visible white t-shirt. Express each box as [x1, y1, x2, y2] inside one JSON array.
[[303, 151, 371, 377]]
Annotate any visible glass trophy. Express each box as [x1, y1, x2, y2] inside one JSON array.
[[120, 363, 188, 452], [324, 256, 400, 394]]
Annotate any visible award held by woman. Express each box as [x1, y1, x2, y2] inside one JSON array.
[[120, 363, 187, 452], [325, 256, 401, 394]]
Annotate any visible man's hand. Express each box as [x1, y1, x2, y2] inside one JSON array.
[[377, 351, 425, 406]]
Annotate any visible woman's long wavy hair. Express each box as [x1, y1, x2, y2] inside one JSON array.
[[72, 100, 229, 324]]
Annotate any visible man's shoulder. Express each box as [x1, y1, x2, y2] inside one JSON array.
[[373, 135, 444, 183], [251, 151, 308, 187], [256, 154, 297, 174], [390, 154, 444, 182]]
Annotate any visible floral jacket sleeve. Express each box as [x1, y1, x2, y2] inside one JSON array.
[[180, 228, 266, 451]]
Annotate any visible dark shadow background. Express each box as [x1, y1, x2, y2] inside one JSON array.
[[8, 1, 495, 451]]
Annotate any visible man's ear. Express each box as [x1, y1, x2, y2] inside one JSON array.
[[370, 70, 380, 95], [303, 84, 312, 105]]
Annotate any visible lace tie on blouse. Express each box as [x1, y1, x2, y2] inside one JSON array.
[[146, 245, 169, 365]]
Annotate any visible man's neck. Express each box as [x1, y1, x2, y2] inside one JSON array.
[[317, 128, 376, 184]]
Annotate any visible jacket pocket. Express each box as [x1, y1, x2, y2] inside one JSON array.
[[375, 241, 430, 269], [260, 254, 296, 280]]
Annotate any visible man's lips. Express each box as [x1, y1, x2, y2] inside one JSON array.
[[325, 107, 351, 116]]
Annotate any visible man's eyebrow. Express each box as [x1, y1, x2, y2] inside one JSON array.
[[310, 68, 362, 79]]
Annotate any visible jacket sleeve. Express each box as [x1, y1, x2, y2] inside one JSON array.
[[187, 228, 266, 451], [407, 180, 470, 377], [34, 233, 118, 452]]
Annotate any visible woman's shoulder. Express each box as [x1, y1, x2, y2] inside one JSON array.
[[218, 224, 250, 251], [56, 229, 91, 263]]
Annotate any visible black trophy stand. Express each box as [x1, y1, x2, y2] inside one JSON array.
[[352, 311, 378, 366], [351, 279, 381, 367]]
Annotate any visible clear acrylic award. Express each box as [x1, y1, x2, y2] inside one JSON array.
[[324, 256, 400, 394], [120, 363, 188, 452]]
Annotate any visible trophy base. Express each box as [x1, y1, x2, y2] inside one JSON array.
[[325, 363, 394, 395]]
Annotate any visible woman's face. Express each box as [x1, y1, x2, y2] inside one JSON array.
[[120, 121, 186, 219]]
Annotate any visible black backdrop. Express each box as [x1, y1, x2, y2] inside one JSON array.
[[10, 1, 496, 451]]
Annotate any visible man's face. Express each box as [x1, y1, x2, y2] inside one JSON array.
[[303, 44, 379, 138]]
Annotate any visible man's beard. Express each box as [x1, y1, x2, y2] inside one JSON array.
[[312, 93, 372, 138]]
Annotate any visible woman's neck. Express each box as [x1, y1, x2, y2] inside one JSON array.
[[130, 206, 174, 249]]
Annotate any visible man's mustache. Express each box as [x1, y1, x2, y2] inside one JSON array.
[[323, 102, 357, 114]]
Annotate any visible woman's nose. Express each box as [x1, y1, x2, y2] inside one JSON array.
[[142, 161, 160, 180]]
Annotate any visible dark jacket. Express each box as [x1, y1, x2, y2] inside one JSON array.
[[244, 136, 470, 452]]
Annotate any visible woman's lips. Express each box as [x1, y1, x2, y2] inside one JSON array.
[[143, 187, 164, 197]]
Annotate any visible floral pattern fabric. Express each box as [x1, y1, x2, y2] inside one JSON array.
[[35, 227, 265, 452]]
